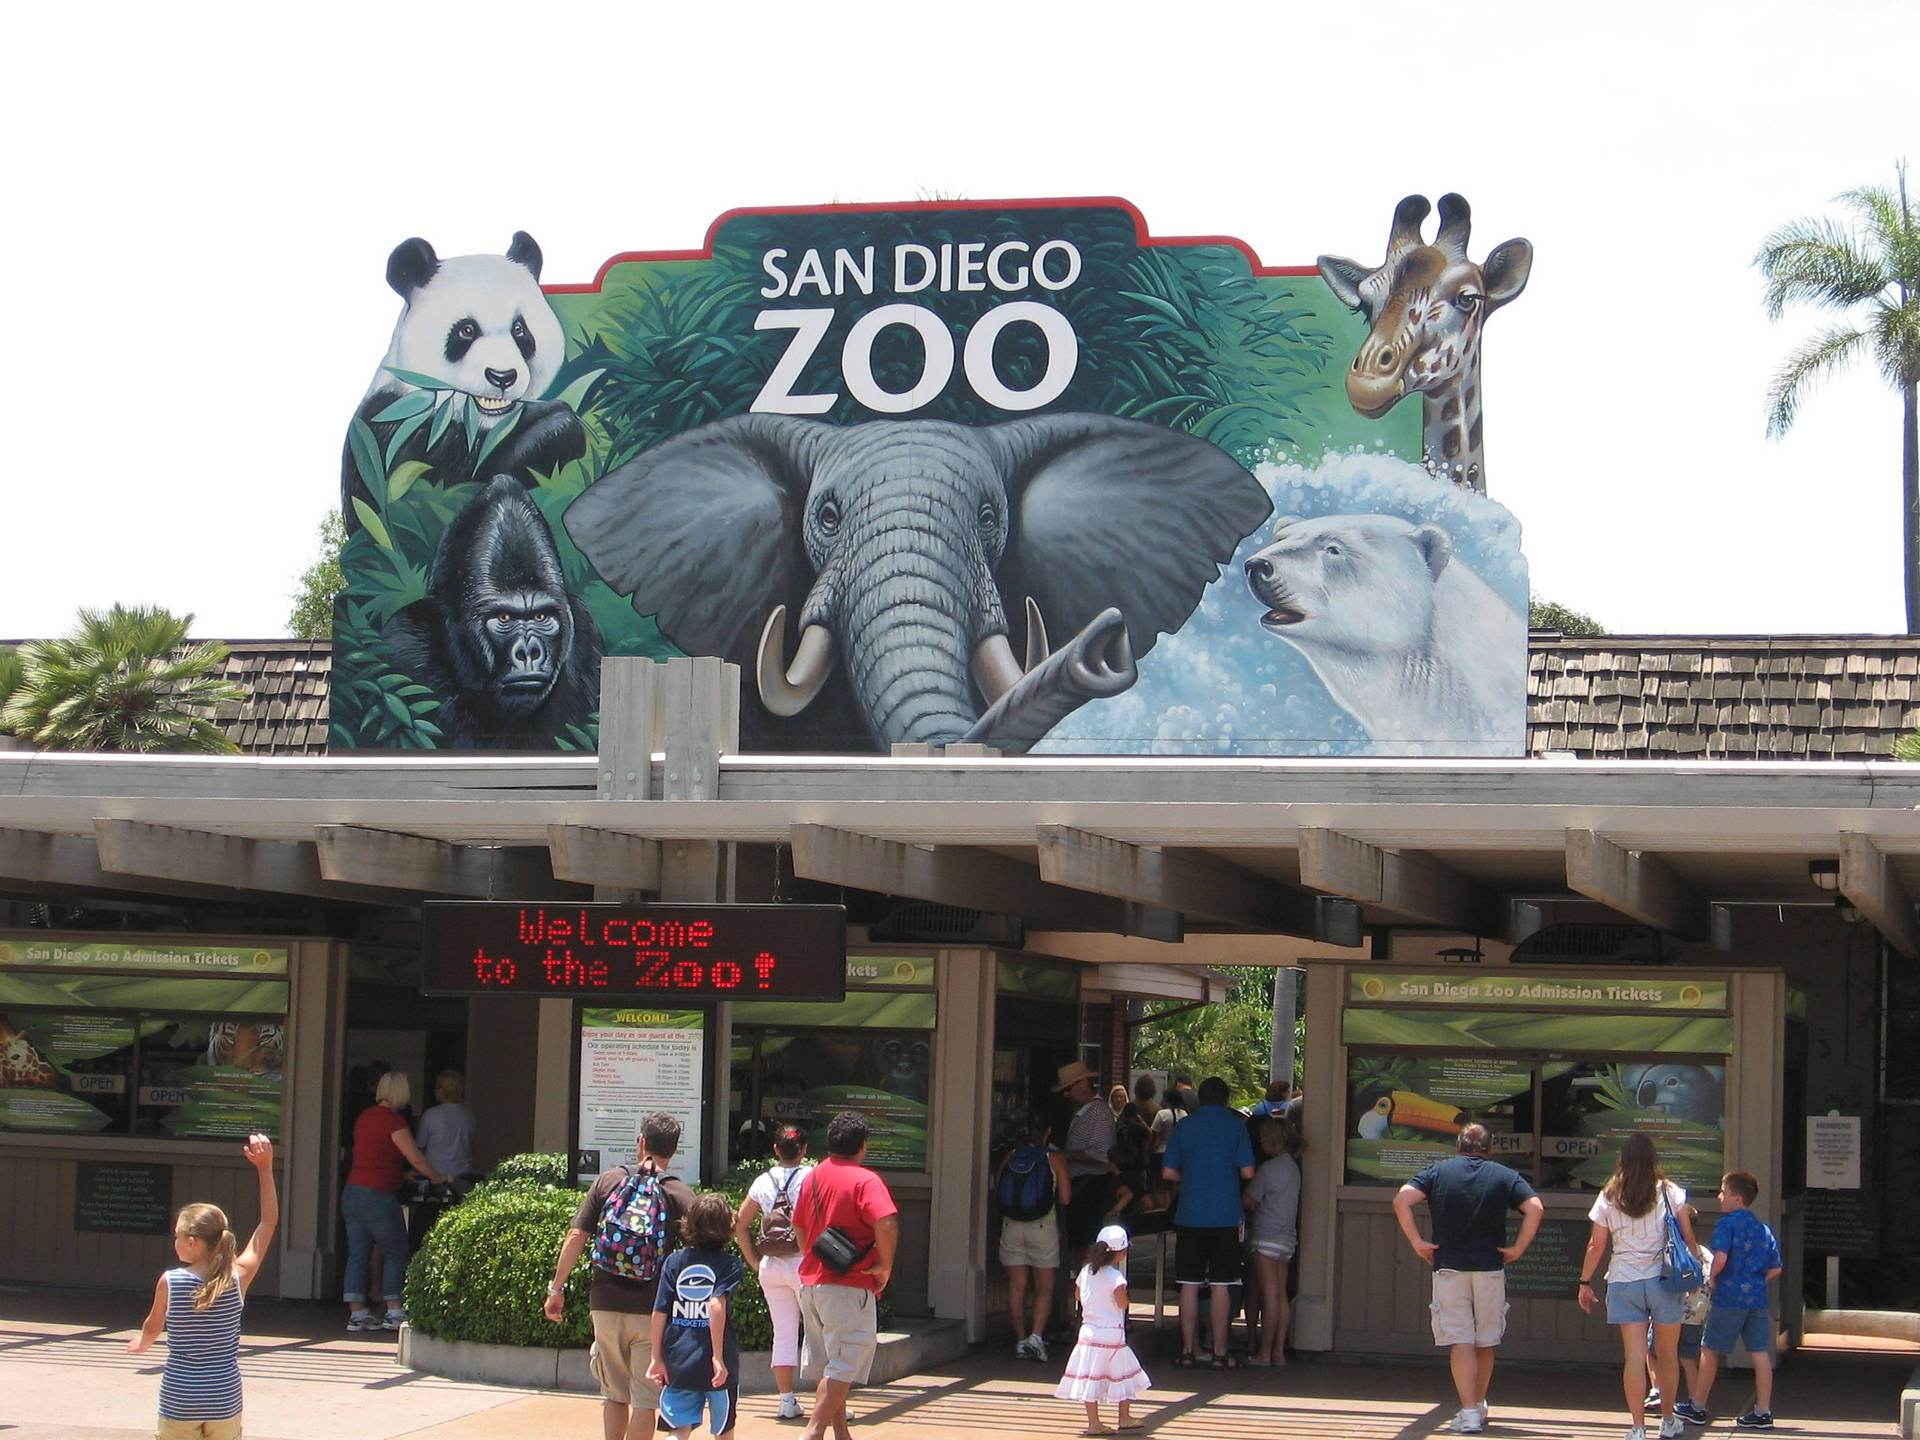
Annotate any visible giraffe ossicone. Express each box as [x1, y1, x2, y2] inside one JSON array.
[[1317, 193, 1532, 495]]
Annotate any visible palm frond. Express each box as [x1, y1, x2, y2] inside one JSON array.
[[1870, 293, 1920, 389], [1766, 323, 1870, 437], [4, 604, 243, 753], [1755, 217, 1889, 318]]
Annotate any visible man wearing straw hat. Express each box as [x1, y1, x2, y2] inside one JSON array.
[[1055, 1061, 1116, 1276]]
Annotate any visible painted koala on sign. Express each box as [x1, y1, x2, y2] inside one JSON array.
[[1244, 512, 1523, 748], [341, 232, 586, 530]]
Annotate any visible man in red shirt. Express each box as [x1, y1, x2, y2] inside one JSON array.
[[794, 1112, 898, 1440]]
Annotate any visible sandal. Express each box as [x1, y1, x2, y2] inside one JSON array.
[[1171, 1351, 1198, 1368], [1212, 1353, 1242, 1370]]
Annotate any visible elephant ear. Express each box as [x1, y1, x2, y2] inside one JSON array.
[[988, 415, 1272, 657], [563, 415, 828, 664]]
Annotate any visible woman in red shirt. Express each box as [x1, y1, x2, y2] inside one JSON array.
[[342, 1072, 449, 1332]]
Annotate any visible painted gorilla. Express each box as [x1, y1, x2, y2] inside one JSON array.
[[342, 232, 585, 530], [565, 413, 1270, 753], [385, 478, 603, 748]]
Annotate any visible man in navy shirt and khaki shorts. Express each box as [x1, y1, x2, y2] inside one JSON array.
[[1392, 1124, 1545, 1435]]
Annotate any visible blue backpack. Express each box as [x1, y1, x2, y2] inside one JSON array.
[[590, 1164, 670, 1281], [997, 1145, 1055, 1222]]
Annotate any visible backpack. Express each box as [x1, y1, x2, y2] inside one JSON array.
[[997, 1145, 1056, 1222], [1110, 1118, 1150, 1173], [589, 1164, 670, 1281], [757, 1167, 803, 1258]]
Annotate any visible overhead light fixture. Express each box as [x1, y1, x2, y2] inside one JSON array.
[[1835, 894, 1863, 925], [1808, 859, 1840, 892]]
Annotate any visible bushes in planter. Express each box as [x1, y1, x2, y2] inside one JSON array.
[[403, 1152, 771, 1351]]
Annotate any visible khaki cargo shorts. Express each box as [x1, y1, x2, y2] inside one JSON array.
[[589, 1308, 662, 1406], [1430, 1268, 1508, 1348]]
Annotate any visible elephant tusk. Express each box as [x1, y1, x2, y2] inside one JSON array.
[[1024, 596, 1051, 671], [756, 606, 835, 717], [970, 633, 1024, 705]]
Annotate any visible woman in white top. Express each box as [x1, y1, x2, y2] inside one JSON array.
[[734, 1125, 811, 1422], [1576, 1132, 1700, 1440]]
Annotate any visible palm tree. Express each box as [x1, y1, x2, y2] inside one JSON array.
[[1756, 163, 1920, 630], [2, 605, 245, 753]]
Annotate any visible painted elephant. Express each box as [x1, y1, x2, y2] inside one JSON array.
[[564, 413, 1271, 753]]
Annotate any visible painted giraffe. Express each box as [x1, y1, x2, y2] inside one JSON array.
[[1317, 194, 1532, 494]]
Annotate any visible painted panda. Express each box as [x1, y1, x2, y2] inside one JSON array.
[[340, 232, 586, 530]]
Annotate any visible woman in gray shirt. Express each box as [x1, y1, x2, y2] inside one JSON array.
[[1241, 1115, 1302, 1366]]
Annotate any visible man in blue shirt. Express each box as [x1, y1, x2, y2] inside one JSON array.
[[1161, 1076, 1254, 1367], [1392, 1124, 1544, 1435]]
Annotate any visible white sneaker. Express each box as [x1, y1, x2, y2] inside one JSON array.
[[1660, 1419, 1687, 1439], [1625, 1428, 1647, 1440], [776, 1397, 805, 1422], [1449, 1407, 1486, 1433], [1027, 1334, 1048, 1362]]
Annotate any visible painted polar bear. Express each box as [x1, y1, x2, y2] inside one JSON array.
[[1244, 512, 1524, 748]]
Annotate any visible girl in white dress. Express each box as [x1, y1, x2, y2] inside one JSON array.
[[1055, 1223, 1149, 1435]]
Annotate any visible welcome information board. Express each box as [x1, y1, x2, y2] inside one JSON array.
[[420, 903, 846, 1001]]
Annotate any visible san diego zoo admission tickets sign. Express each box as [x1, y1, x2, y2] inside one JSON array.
[[332, 195, 1532, 757]]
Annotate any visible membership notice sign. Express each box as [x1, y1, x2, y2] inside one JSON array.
[[1806, 1113, 1862, 1189]]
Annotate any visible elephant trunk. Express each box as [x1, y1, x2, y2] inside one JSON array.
[[964, 607, 1135, 754], [824, 503, 1004, 749]]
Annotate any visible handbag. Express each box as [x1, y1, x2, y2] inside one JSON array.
[[1658, 1188, 1705, 1294], [806, 1172, 873, 1275]]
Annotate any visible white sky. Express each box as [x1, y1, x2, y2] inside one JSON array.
[[2, 0, 1913, 639]]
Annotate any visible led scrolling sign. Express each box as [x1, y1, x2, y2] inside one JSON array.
[[420, 903, 847, 1001]]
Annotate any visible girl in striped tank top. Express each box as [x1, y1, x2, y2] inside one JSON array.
[[129, 1134, 279, 1440]]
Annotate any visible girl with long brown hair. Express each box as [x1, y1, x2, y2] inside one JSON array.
[[1576, 1132, 1700, 1440]]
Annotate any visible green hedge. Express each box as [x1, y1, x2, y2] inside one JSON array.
[[404, 1153, 771, 1350]]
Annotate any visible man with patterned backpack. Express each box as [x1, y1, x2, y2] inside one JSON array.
[[546, 1113, 696, 1440]]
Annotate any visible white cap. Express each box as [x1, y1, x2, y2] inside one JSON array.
[[1095, 1223, 1131, 1250]]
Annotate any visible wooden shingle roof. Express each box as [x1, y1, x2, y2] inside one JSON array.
[[1526, 633, 1920, 761], [200, 635, 1920, 761], [209, 640, 331, 755]]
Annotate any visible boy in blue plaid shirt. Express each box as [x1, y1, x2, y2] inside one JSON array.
[[1677, 1172, 1782, 1429]]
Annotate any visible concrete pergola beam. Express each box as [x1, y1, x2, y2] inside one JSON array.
[[93, 819, 394, 906], [789, 822, 1180, 943], [1296, 826, 1497, 935], [314, 824, 577, 899], [1034, 824, 1360, 945], [1565, 828, 1713, 943], [1840, 830, 1917, 957]]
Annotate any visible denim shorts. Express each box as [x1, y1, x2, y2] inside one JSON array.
[[1702, 1304, 1772, 1358], [1605, 1276, 1684, 1326]]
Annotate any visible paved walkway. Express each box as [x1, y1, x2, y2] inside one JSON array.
[[1, 1285, 1909, 1439]]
